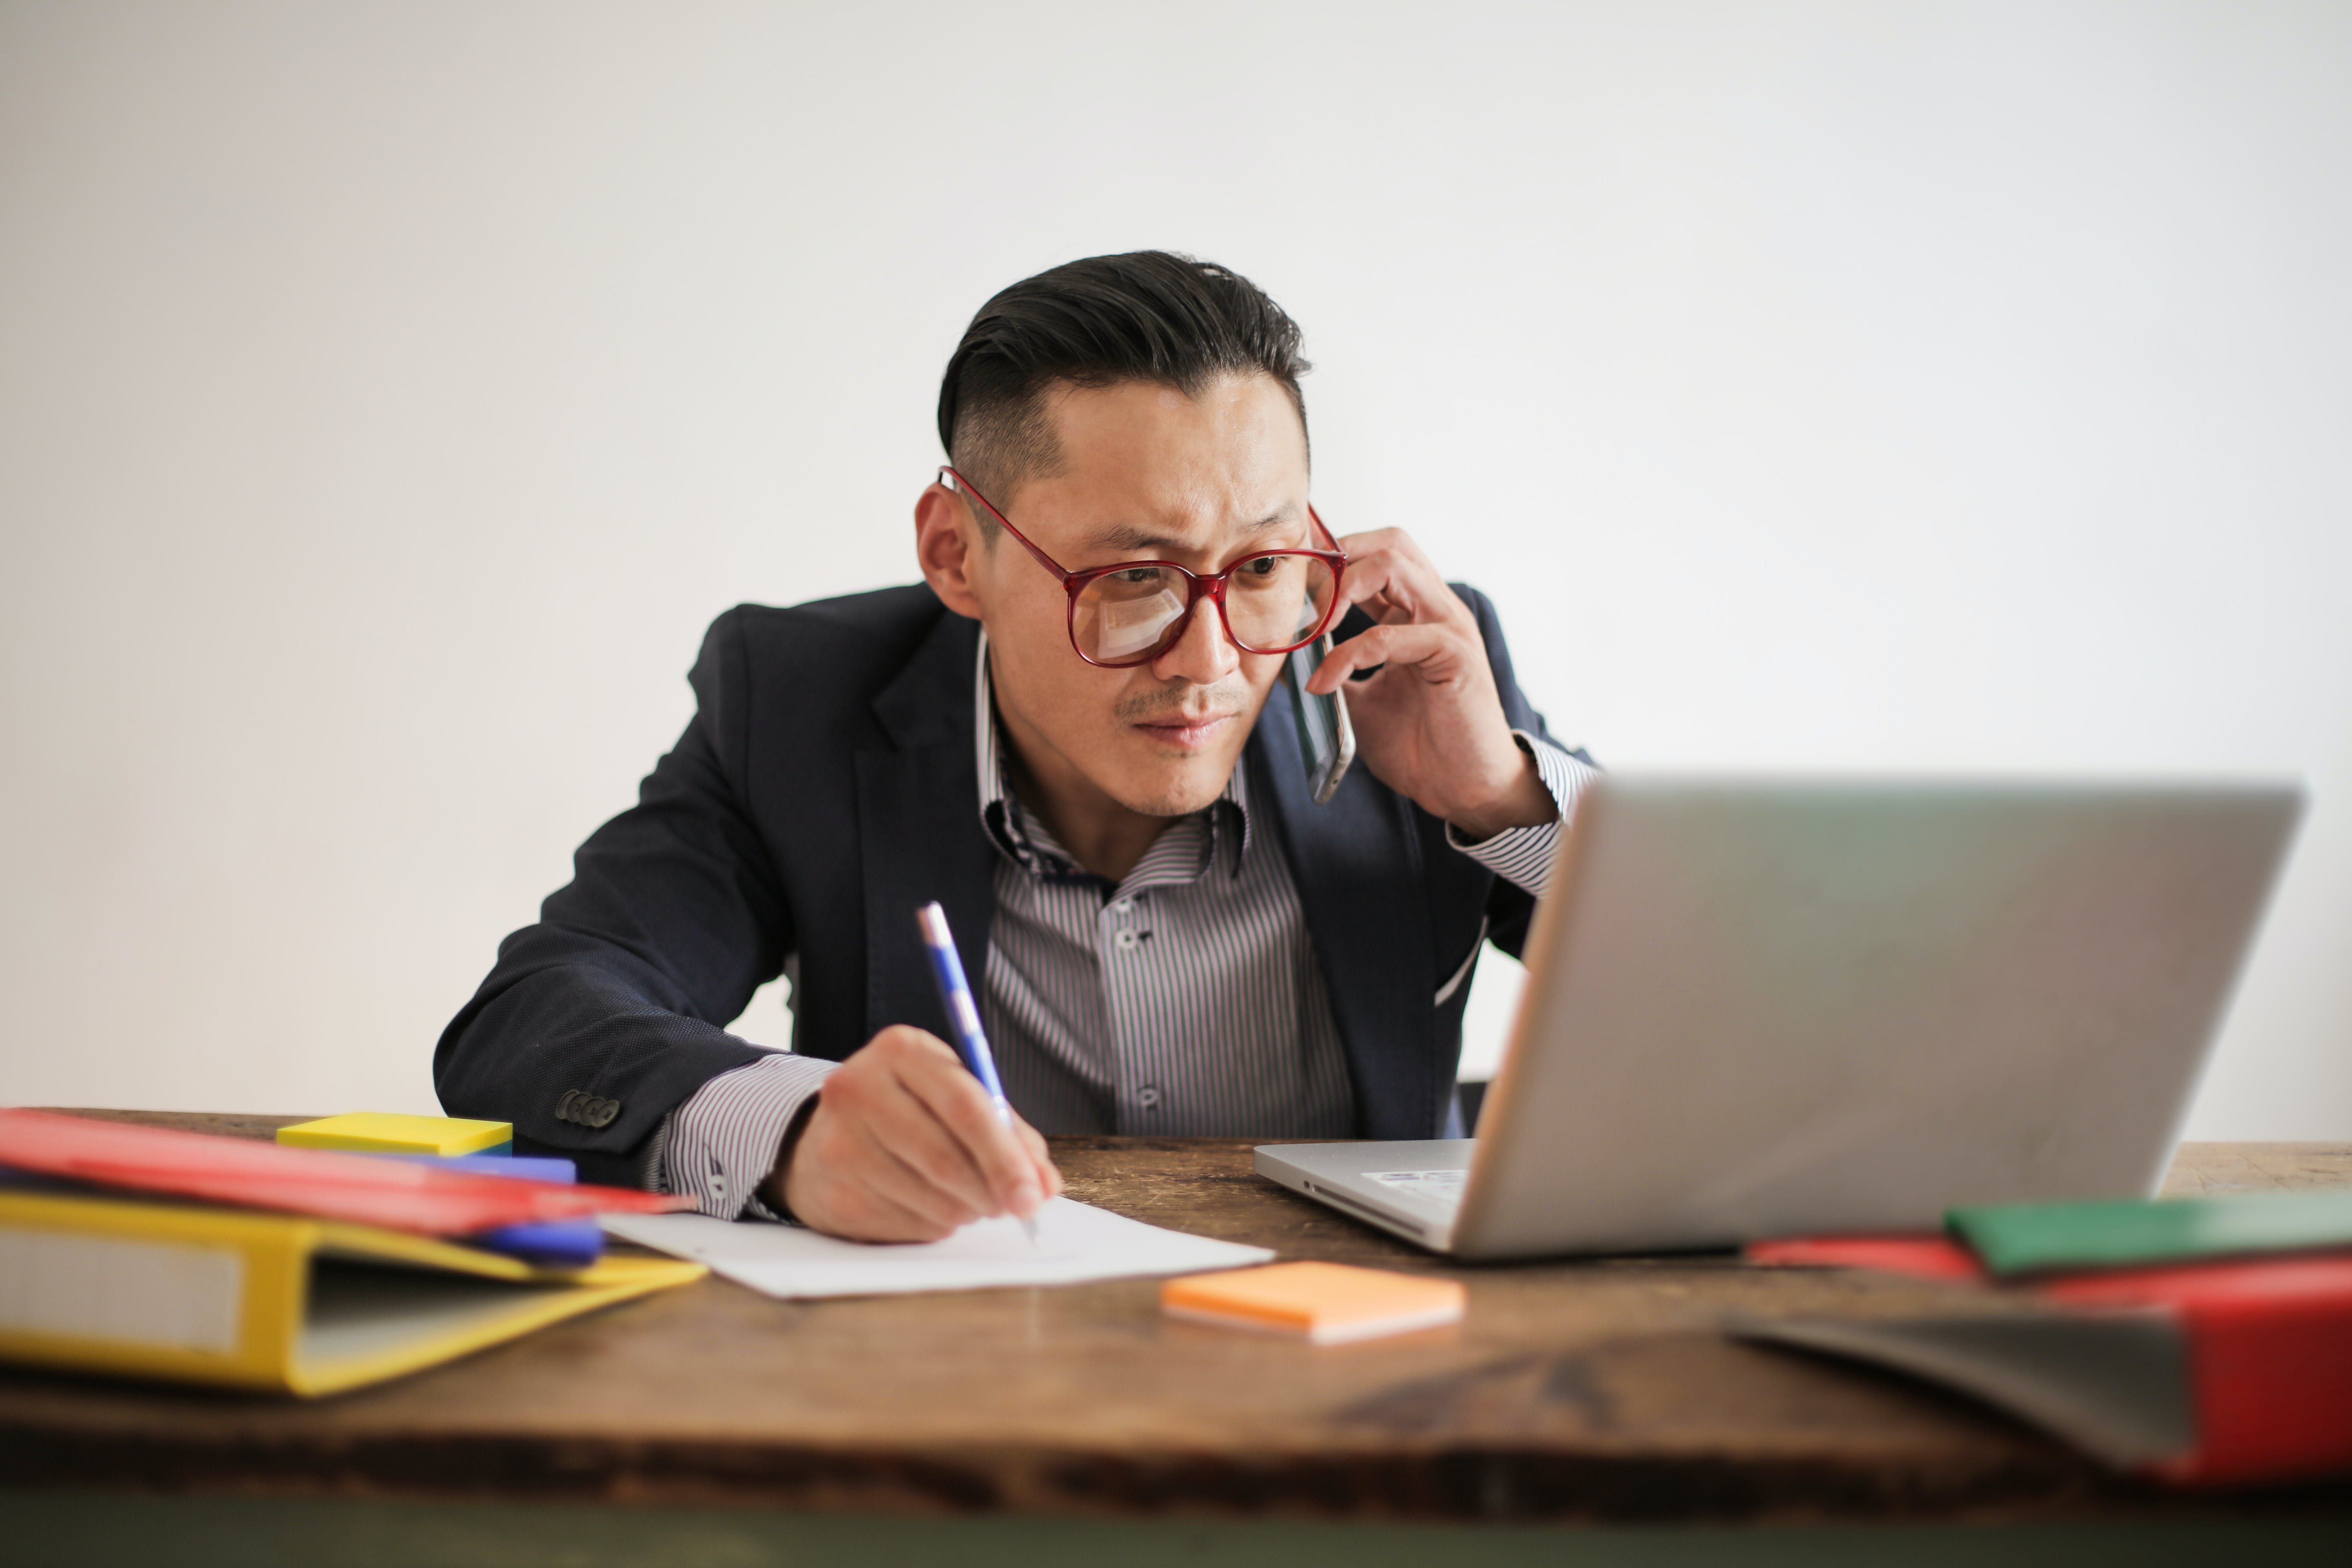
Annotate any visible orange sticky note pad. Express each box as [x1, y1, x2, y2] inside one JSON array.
[[1161, 1261, 1466, 1344]]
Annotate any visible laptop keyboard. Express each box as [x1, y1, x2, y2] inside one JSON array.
[[1364, 1169, 1468, 1212]]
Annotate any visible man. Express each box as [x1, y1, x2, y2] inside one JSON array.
[[436, 252, 1595, 1242]]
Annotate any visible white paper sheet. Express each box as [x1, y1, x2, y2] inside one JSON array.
[[601, 1197, 1273, 1299]]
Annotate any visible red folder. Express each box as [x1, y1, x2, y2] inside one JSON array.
[[1743, 1234, 2352, 1486], [0, 1110, 686, 1236]]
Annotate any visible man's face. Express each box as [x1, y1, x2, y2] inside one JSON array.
[[960, 373, 1313, 819]]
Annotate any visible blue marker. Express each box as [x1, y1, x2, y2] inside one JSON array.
[[915, 900, 1039, 1242]]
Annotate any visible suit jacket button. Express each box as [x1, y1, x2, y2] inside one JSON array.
[[588, 1097, 620, 1128]]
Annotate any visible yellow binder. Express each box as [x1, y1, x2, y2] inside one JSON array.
[[0, 1189, 704, 1396]]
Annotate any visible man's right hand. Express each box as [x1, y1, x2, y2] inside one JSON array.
[[766, 1025, 1062, 1242]]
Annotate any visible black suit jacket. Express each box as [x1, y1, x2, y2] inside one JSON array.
[[435, 583, 1575, 1186]]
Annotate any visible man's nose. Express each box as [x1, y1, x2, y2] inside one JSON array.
[[1151, 595, 1240, 686]]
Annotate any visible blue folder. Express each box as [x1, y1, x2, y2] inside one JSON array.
[[395, 1152, 604, 1268]]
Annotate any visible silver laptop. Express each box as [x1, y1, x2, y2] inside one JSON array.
[[1258, 776, 2303, 1260]]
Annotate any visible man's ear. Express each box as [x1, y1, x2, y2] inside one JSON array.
[[913, 482, 987, 619]]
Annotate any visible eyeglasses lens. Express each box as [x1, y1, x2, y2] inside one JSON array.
[[1079, 570, 1191, 662], [1071, 556, 1337, 664], [1223, 554, 1338, 653]]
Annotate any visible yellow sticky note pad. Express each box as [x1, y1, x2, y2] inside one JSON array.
[[276, 1113, 513, 1157], [1162, 1261, 1466, 1345]]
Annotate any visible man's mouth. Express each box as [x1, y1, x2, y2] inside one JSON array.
[[1132, 712, 1237, 751]]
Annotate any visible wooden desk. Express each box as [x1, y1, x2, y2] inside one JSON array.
[[5, 1112, 2350, 1565]]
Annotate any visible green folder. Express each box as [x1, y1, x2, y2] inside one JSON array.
[[1949, 1191, 2352, 1278]]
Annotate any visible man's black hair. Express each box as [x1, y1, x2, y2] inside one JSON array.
[[938, 251, 1310, 524]]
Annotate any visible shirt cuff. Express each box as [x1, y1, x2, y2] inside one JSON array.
[[1446, 732, 1598, 898], [651, 1052, 837, 1222]]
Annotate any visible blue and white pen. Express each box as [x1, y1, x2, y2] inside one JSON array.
[[915, 900, 1039, 1243]]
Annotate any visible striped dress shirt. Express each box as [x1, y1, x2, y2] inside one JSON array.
[[648, 634, 1595, 1219]]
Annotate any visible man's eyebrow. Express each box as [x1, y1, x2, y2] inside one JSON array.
[[1093, 508, 1298, 553]]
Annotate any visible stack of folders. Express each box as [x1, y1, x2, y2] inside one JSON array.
[[0, 1109, 704, 1397], [274, 1112, 606, 1268], [1739, 1190, 2352, 1487]]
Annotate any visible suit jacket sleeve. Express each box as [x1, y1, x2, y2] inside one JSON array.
[[434, 609, 794, 1186]]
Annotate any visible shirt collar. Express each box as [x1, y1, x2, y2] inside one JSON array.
[[974, 628, 1250, 885]]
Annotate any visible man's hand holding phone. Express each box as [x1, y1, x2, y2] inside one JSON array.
[[1306, 527, 1556, 840]]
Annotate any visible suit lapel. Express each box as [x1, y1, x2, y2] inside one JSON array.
[[857, 611, 995, 1042], [1249, 677, 1438, 1139]]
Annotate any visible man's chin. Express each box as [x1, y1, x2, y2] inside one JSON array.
[[1106, 755, 1240, 818]]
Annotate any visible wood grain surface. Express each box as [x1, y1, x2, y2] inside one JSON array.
[[5, 1111, 2348, 1523]]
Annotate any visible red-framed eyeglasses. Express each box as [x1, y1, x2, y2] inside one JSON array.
[[940, 466, 1350, 670]]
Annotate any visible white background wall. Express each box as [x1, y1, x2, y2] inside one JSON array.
[[3, 0, 2346, 1135]]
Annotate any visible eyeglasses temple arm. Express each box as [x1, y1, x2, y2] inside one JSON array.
[[939, 466, 1075, 585]]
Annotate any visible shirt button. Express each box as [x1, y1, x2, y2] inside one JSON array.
[[1111, 899, 1132, 914], [1113, 929, 1140, 951], [1137, 1085, 1161, 1109]]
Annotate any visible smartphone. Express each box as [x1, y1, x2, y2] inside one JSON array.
[[1281, 632, 1356, 804]]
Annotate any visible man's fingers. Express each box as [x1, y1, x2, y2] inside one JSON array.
[[1016, 1118, 1063, 1200], [809, 1165, 962, 1243], [1334, 530, 1469, 626], [817, 1036, 1001, 1220], [862, 1073, 1005, 1218], [783, 1025, 1064, 1242], [898, 1050, 1049, 1217], [785, 1094, 975, 1240], [839, 1109, 987, 1230], [1307, 622, 1471, 694]]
